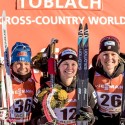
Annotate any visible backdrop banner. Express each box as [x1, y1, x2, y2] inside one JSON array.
[[0, 0, 125, 84]]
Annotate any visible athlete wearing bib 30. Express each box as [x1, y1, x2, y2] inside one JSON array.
[[31, 47, 97, 125], [10, 42, 36, 125], [89, 36, 125, 125]]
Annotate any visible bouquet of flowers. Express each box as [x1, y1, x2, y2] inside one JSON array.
[[38, 84, 68, 109]]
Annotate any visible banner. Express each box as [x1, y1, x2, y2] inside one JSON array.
[[0, 0, 125, 67]]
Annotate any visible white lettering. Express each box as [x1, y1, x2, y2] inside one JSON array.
[[56, 0, 64, 8], [79, 0, 88, 9], [65, 0, 77, 8], [29, 0, 42, 8], [95, 84, 123, 90], [20, 0, 25, 8], [84, 48, 88, 70], [78, 48, 83, 70], [90, 0, 101, 9], [1, 16, 125, 25], [88, 16, 125, 25], [14, 88, 33, 96], [18, 0, 102, 10], [45, 0, 53, 8]]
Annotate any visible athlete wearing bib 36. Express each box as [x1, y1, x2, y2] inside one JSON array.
[[89, 36, 125, 125], [10, 42, 36, 125], [31, 47, 97, 125]]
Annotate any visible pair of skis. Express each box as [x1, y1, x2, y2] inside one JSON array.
[[76, 23, 125, 125], [1, 10, 14, 124], [76, 23, 89, 125]]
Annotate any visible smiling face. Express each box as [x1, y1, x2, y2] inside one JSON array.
[[99, 51, 119, 75], [58, 60, 78, 86], [12, 61, 31, 75]]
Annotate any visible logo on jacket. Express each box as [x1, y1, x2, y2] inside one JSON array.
[[14, 88, 34, 96], [95, 83, 123, 90]]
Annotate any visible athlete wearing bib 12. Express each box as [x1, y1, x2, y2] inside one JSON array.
[[31, 47, 97, 125], [10, 42, 36, 125], [89, 36, 125, 125]]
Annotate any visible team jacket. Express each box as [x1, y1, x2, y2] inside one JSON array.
[[89, 54, 125, 117], [31, 76, 97, 125], [10, 76, 36, 124]]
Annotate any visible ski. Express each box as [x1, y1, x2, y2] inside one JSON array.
[[120, 71, 125, 125], [0, 48, 3, 108], [2, 10, 14, 121], [0, 47, 7, 125], [77, 23, 89, 125]]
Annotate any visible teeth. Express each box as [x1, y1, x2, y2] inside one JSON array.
[[106, 62, 112, 64], [65, 71, 73, 74]]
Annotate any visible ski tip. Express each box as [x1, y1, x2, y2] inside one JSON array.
[[84, 23, 88, 30], [2, 10, 6, 16], [2, 10, 6, 23], [79, 23, 83, 31], [84, 23, 89, 38], [78, 23, 83, 37], [51, 38, 58, 44]]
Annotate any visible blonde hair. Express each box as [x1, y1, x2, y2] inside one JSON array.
[[96, 53, 125, 67]]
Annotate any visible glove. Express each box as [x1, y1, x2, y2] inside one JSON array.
[[31, 115, 47, 125], [76, 106, 95, 125], [120, 118, 125, 125], [37, 115, 56, 125], [31, 115, 55, 125], [31, 52, 48, 72]]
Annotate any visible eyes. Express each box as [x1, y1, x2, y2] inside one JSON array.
[[103, 53, 116, 56], [63, 62, 77, 67], [14, 62, 30, 67], [59, 60, 78, 69], [102, 52, 118, 58]]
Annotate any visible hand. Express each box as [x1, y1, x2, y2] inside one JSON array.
[[31, 115, 54, 125], [37, 115, 48, 125], [76, 106, 95, 125], [0, 108, 8, 120], [31, 52, 48, 72]]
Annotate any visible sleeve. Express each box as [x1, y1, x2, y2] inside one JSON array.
[[31, 81, 50, 125], [32, 90, 42, 118], [31, 89, 43, 125], [88, 83, 97, 109]]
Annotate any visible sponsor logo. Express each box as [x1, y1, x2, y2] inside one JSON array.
[[17, 51, 27, 56], [78, 48, 82, 70], [95, 83, 123, 90], [61, 49, 77, 56], [14, 88, 34, 96], [104, 41, 115, 46], [68, 99, 77, 102]]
